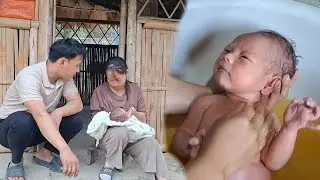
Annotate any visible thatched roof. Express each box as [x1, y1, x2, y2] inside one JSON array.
[[56, 0, 120, 21]]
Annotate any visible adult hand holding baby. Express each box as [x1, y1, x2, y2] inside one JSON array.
[[189, 129, 206, 159], [126, 107, 136, 119], [186, 96, 275, 180], [267, 70, 299, 109]]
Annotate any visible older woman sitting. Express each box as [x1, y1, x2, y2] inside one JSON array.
[[90, 57, 169, 180]]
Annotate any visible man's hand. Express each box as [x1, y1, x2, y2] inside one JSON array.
[[60, 146, 80, 177], [267, 70, 299, 109], [50, 109, 63, 128], [284, 97, 320, 131], [191, 95, 274, 176]]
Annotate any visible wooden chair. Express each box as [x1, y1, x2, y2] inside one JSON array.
[[85, 142, 101, 165], [85, 140, 128, 171]]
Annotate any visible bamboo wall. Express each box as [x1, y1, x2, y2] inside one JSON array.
[[134, 18, 179, 150], [0, 19, 39, 104], [0, 0, 52, 153], [0, 0, 54, 104]]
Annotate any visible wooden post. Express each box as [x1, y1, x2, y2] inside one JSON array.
[[53, 0, 57, 43], [119, 0, 128, 59], [38, 0, 54, 61], [29, 27, 38, 65], [35, 0, 39, 20], [135, 23, 142, 85], [126, 0, 137, 82]]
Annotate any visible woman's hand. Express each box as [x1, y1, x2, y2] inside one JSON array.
[[284, 97, 320, 132], [126, 107, 147, 122], [126, 107, 136, 118], [267, 70, 299, 109], [187, 96, 275, 179]]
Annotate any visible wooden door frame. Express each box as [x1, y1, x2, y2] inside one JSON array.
[[134, 17, 179, 85], [133, 17, 179, 150]]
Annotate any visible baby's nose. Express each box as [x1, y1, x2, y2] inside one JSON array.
[[223, 53, 235, 63]]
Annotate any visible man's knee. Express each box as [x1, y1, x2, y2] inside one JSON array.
[[8, 111, 36, 135], [71, 114, 84, 132], [63, 113, 83, 133]]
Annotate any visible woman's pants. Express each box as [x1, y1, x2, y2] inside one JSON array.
[[99, 126, 169, 179]]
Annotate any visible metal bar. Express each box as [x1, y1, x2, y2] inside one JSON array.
[[158, 0, 170, 19], [169, 1, 181, 18], [69, 22, 85, 44], [137, 0, 151, 17], [180, 0, 186, 9], [55, 21, 68, 38], [82, 23, 99, 44]]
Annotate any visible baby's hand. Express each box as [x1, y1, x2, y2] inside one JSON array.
[[189, 129, 206, 159], [284, 97, 320, 131]]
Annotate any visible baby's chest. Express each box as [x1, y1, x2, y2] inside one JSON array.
[[199, 103, 233, 131]]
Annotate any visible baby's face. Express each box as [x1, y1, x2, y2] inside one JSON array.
[[213, 34, 277, 94]]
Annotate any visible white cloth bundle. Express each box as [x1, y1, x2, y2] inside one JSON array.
[[86, 111, 155, 146]]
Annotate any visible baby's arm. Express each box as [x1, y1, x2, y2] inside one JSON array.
[[172, 95, 215, 158], [262, 98, 320, 170], [261, 124, 297, 170]]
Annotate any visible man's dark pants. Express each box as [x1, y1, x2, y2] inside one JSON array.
[[0, 111, 83, 163]]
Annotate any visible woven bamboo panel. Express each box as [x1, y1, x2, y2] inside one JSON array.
[[0, 28, 15, 104], [0, 27, 31, 104]]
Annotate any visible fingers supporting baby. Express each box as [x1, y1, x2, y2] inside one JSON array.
[[267, 80, 281, 109], [289, 70, 299, 87], [251, 95, 269, 130], [267, 70, 299, 109], [258, 111, 276, 151], [281, 70, 299, 98], [189, 129, 206, 159]]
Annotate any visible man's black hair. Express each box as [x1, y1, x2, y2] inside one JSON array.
[[48, 38, 86, 62]]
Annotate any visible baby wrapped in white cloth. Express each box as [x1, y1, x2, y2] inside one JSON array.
[[87, 108, 155, 146]]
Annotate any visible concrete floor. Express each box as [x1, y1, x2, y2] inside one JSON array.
[[0, 107, 186, 180]]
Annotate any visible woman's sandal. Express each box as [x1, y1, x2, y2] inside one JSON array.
[[32, 156, 62, 173], [99, 167, 114, 180], [5, 162, 25, 180]]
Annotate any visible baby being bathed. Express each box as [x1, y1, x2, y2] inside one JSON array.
[[172, 30, 320, 180]]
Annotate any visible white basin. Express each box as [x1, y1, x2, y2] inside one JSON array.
[[172, 0, 320, 102]]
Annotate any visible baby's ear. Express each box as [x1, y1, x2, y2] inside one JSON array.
[[261, 77, 280, 95]]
